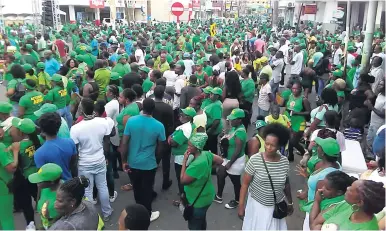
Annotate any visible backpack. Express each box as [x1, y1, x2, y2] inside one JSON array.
[[9, 80, 26, 102]]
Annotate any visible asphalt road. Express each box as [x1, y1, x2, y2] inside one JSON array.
[[2, 78, 316, 230]]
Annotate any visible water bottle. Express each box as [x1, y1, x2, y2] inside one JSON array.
[[26, 221, 36, 231]]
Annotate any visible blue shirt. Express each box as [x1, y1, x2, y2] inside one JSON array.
[[90, 39, 99, 56], [307, 166, 341, 201], [124, 115, 166, 170], [109, 53, 118, 63], [124, 40, 133, 56], [45, 58, 61, 77], [34, 137, 76, 181]]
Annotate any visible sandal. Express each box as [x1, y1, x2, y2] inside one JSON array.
[[120, 184, 133, 191]]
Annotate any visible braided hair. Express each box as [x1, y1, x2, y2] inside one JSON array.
[[59, 175, 89, 207], [325, 171, 356, 194], [357, 180, 386, 215], [107, 84, 119, 100]]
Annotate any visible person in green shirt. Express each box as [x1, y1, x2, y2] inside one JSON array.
[[195, 60, 209, 88], [36, 62, 52, 94], [310, 179, 384, 230], [34, 104, 70, 138], [4, 55, 16, 83], [240, 67, 255, 127], [111, 54, 131, 77], [215, 108, 247, 209], [116, 88, 140, 137], [45, 74, 72, 127], [203, 87, 223, 154], [180, 132, 223, 230], [200, 86, 213, 110], [139, 67, 153, 94], [18, 79, 44, 121], [94, 60, 111, 101], [0, 141, 19, 230], [6, 64, 26, 116], [202, 57, 213, 77], [28, 163, 62, 230]]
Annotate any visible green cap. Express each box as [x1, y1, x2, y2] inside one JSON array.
[[139, 66, 150, 73], [189, 132, 208, 150], [110, 72, 121, 80], [181, 107, 197, 118], [255, 120, 267, 129], [28, 163, 63, 183], [12, 118, 36, 134], [0, 102, 13, 114], [23, 64, 33, 72], [314, 137, 340, 157], [22, 79, 35, 90], [347, 46, 355, 52], [37, 62, 45, 69], [34, 103, 58, 117], [332, 69, 343, 78], [51, 74, 63, 82], [196, 59, 204, 65], [227, 108, 245, 120], [337, 91, 345, 98], [203, 86, 213, 94], [177, 60, 185, 67], [70, 51, 77, 58], [25, 44, 33, 50], [210, 87, 223, 96]]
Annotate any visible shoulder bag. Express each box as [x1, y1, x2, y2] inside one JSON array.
[[182, 157, 210, 221], [260, 153, 288, 219]]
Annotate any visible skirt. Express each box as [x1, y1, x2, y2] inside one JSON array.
[[242, 194, 287, 230], [222, 155, 246, 175], [303, 212, 310, 231]]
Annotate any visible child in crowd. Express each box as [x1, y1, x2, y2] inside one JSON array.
[[344, 117, 364, 142], [265, 105, 291, 155]]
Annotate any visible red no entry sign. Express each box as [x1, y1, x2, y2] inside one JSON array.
[[171, 2, 184, 22]]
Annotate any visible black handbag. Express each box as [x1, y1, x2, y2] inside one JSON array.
[[182, 159, 210, 221], [261, 154, 288, 219]]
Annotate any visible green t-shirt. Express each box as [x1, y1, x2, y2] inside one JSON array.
[[38, 187, 60, 229], [204, 66, 213, 77], [184, 151, 215, 208], [322, 201, 379, 230], [204, 100, 223, 135], [200, 98, 211, 110], [19, 137, 44, 178], [284, 94, 306, 132], [4, 63, 14, 82], [117, 103, 140, 136], [44, 86, 68, 109], [19, 91, 44, 121], [37, 72, 52, 90], [281, 89, 291, 101], [142, 78, 154, 94], [0, 143, 14, 196], [241, 78, 255, 103], [7, 78, 24, 104], [112, 63, 131, 78], [171, 122, 195, 156], [226, 125, 247, 160], [94, 68, 111, 101]]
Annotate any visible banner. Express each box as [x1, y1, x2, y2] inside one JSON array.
[[89, 0, 105, 8], [192, 0, 200, 10]]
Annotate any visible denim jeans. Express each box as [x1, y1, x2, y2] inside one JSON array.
[[257, 106, 269, 118], [318, 79, 325, 96], [270, 80, 280, 101], [11, 103, 19, 117], [187, 205, 210, 230], [57, 105, 73, 127], [78, 161, 113, 217], [366, 123, 381, 158]]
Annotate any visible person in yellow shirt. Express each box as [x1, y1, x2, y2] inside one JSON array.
[[36, 62, 52, 94], [234, 57, 242, 72], [265, 105, 290, 155], [23, 64, 38, 84]]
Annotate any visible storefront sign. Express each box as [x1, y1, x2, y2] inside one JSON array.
[[89, 0, 105, 8], [304, 5, 317, 14]]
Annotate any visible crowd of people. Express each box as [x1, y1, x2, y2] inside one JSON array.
[[0, 16, 385, 230]]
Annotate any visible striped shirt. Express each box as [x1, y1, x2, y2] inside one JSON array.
[[343, 128, 363, 141], [245, 153, 289, 206]]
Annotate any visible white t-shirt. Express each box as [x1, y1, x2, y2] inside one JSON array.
[[346, 53, 355, 68], [272, 58, 284, 83], [163, 70, 178, 87], [279, 44, 289, 64], [333, 48, 343, 65], [173, 75, 187, 110], [135, 48, 145, 65], [257, 83, 272, 111], [183, 59, 195, 77], [70, 117, 115, 166], [105, 99, 120, 146], [310, 128, 346, 152], [291, 52, 303, 75], [371, 93, 386, 126]]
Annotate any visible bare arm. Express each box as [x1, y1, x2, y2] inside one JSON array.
[[247, 137, 260, 158], [238, 172, 253, 219]]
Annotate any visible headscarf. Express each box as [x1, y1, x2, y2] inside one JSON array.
[[189, 132, 208, 150]]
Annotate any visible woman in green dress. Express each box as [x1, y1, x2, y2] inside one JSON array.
[[28, 163, 62, 230], [180, 132, 223, 230], [282, 81, 311, 161]]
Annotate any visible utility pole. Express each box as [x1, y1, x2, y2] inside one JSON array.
[[124, 0, 131, 22], [272, 0, 279, 29], [361, 0, 378, 72], [147, 0, 151, 25], [342, 0, 351, 76]]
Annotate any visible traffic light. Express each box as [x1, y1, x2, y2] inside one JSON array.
[[42, 0, 54, 27]]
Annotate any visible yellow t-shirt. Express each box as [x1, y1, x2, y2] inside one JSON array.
[[265, 114, 291, 128]]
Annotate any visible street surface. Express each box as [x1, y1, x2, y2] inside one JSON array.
[[1, 79, 316, 230]]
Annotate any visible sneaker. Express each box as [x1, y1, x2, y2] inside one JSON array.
[[150, 211, 160, 222], [213, 195, 223, 204], [225, 200, 239, 209], [103, 212, 113, 222], [91, 198, 97, 205], [109, 191, 118, 203]]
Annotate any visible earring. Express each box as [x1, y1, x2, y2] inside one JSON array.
[[71, 204, 74, 208], [351, 203, 360, 212]]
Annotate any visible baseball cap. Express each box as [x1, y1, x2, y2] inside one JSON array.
[[181, 107, 197, 118], [332, 69, 343, 78], [203, 86, 213, 94], [37, 62, 45, 69], [255, 120, 267, 129], [227, 108, 245, 120], [28, 163, 63, 183], [34, 103, 58, 118], [0, 102, 13, 114], [211, 87, 223, 96], [260, 56, 268, 63], [12, 118, 36, 134], [314, 137, 340, 157], [110, 72, 121, 81], [51, 74, 63, 82], [139, 66, 150, 73]]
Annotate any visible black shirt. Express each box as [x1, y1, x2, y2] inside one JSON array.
[[153, 100, 174, 137], [122, 72, 143, 88]]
